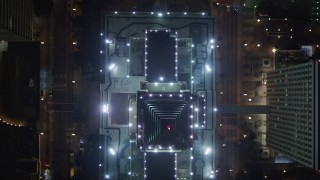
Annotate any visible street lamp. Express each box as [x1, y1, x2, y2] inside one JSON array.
[[272, 48, 277, 69], [39, 132, 44, 180]]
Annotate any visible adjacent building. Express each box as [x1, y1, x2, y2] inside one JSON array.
[[0, 0, 33, 41], [267, 60, 319, 169]]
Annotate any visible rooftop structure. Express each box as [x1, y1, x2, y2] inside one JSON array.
[[100, 11, 215, 179]]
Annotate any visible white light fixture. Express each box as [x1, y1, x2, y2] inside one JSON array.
[[158, 13, 163, 17], [205, 64, 211, 72], [108, 63, 115, 70], [102, 104, 108, 113], [214, 108, 217, 112], [105, 39, 113, 44], [105, 174, 110, 179], [204, 147, 212, 155], [109, 148, 116, 155]]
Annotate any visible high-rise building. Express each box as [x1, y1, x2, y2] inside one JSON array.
[[0, 0, 33, 41], [267, 60, 319, 169]]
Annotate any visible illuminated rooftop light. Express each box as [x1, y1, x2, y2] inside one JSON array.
[[100, 33, 103, 36], [184, 12, 187, 15], [151, 12, 154, 15], [154, 82, 158, 86], [105, 174, 110, 179], [105, 39, 113, 44], [158, 12, 163, 17], [210, 39, 214, 43], [126, 43, 130, 46], [213, 108, 218, 112], [257, 44, 261, 47], [167, 12, 170, 15], [257, 19, 261, 22], [129, 107, 133, 112], [204, 147, 212, 155], [102, 104, 108, 113], [132, 11, 136, 15], [205, 64, 211, 72], [109, 148, 116, 155], [202, 12, 205, 15], [108, 63, 115, 70]]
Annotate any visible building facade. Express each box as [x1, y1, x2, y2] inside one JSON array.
[[267, 60, 319, 169], [0, 0, 33, 41]]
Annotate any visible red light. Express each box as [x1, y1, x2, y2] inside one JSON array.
[[166, 125, 171, 131]]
